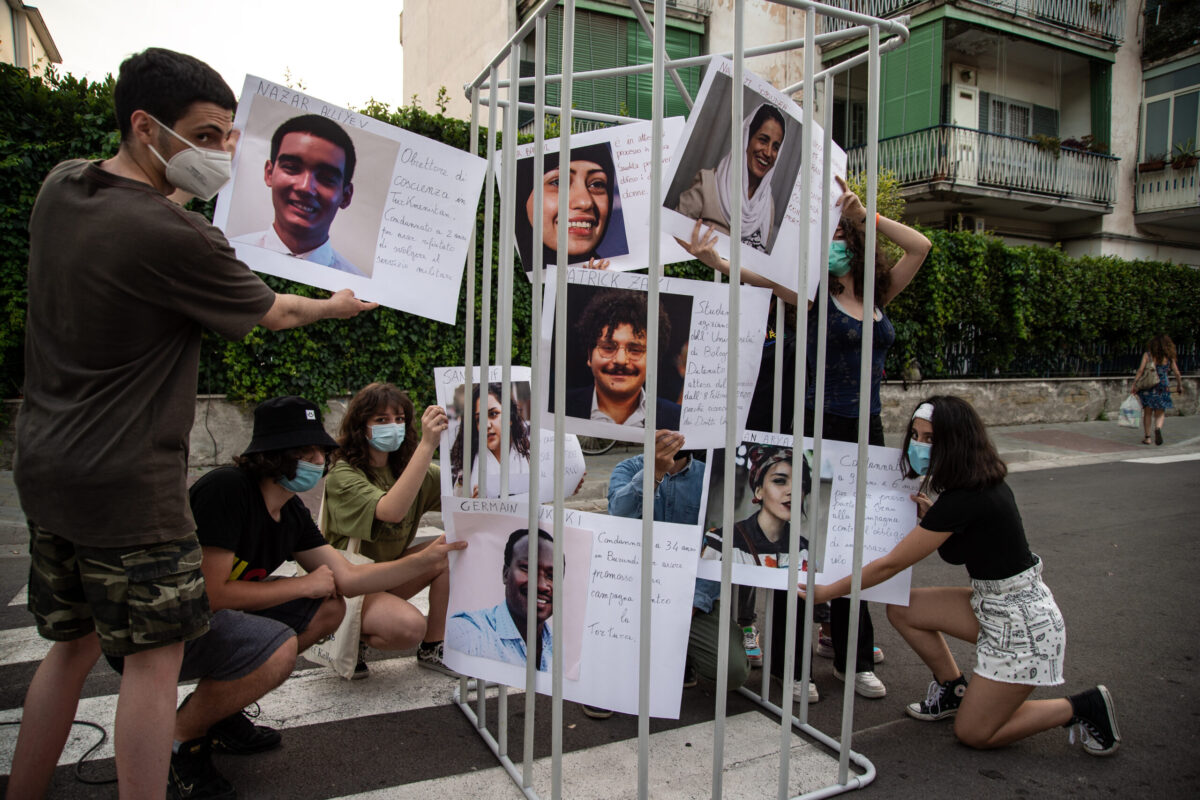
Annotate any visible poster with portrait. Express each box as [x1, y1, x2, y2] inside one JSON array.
[[213, 75, 486, 324], [538, 268, 771, 448], [506, 119, 692, 274], [433, 366, 586, 503], [698, 432, 915, 605], [698, 430, 817, 591], [441, 499, 699, 718], [660, 56, 848, 301]]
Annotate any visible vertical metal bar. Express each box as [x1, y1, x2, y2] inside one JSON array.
[[522, 14, 547, 793], [495, 39, 522, 762], [839, 21, 881, 787], [801, 69, 837, 736], [638, 3, 666, 797], [498, 41, 521, 502], [462, 84, 481, 711], [552, 5, 575, 795], [477, 72, 501, 734], [715, 1, 744, 796], [479, 68, 499, 503], [778, 10, 816, 798]]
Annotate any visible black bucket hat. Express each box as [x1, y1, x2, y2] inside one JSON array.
[[242, 396, 338, 455]]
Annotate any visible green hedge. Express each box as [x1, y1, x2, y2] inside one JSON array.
[[886, 232, 1200, 378], [2, 65, 1196, 414]]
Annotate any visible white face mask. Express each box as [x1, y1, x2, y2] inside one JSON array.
[[145, 113, 232, 201]]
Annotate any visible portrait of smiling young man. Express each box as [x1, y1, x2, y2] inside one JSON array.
[[446, 529, 556, 671], [562, 288, 682, 429], [235, 113, 366, 276]]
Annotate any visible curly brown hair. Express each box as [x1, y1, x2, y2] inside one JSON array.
[[829, 221, 893, 308], [574, 288, 671, 362], [1148, 333, 1177, 363], [330, 382, 418, 475]]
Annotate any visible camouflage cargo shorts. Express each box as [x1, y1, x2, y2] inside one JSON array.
[[27, 522, 212, 657]]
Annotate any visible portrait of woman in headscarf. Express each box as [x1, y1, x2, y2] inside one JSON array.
[[674, 103, 786, 253]]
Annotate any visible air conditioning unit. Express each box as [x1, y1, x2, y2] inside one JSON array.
[[952, 64, 978, 87]]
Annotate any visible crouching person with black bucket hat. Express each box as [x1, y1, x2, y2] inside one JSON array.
[[107, 396, 466, 799]]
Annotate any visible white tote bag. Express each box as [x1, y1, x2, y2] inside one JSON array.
[[301, 494, 372, 679], [300, 537, 371, 679]]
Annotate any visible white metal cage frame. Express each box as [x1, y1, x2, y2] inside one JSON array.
[[453, 2, 909, 797]]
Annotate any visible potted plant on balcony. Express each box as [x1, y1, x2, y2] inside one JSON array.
[[1033, 134, 1061, 159], [1169, 140, 1198, 170], [1139, 152, 1167, 173]]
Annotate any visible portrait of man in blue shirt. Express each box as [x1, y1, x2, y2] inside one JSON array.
[[447, 528, 555, 671]]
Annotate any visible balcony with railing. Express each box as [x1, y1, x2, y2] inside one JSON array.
[[817, 0, 1125, 44], [1136, 163, 1200, 227], [847, 125, 1118, 208]]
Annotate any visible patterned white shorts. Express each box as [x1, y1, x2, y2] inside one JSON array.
[[970, 556, 1066, 686]]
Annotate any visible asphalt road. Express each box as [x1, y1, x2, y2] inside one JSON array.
[[1, 455, 1197, 798]]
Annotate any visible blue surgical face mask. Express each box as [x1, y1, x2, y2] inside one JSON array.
[[828, 240, 852, 277], [369, 422, 405, 452], [907, 440, 931, 476], [278, 458, 324, 493]]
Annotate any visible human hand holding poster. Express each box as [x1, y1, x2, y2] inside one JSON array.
[[213, 76, 486, 324], [539, 269, 770, 448], [508, 119, 693, 274], [433, 366, 586, 502], [660, 56, 847, 300], [815, 439, 917, 606], [441, 499, 698, 718]]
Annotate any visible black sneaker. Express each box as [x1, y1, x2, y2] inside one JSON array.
[[417, 640, 462, 677], [168, 736, 236, 800], [209, 703, 282, 755], [1066, 685, 1121, 756], [353, 640, 370, 680], [905, 675, 967, 721], [682, 663, 698, 689]]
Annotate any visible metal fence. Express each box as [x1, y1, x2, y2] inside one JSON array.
[[817, 0, 1125, 42]]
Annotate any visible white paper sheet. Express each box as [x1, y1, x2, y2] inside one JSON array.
[[214, 75, 486, 324]]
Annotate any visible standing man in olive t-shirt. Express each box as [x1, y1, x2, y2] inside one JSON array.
[[9, 48, 377, 800]]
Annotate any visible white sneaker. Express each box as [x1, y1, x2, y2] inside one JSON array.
[[833, 668, 887, 698], [792, 681, 820, 705]]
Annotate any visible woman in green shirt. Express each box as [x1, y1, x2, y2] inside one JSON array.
[[323, 382, 454, 676]]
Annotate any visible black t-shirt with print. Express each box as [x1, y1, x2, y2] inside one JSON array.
[[919, 481, 1036, 581], [189, 466, 325, 581]]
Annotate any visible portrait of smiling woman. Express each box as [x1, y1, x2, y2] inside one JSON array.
[[514, 141, 628, 271], [675, 103, 786, 254]]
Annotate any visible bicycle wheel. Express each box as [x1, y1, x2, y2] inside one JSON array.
[[577, 436, 616, 456]]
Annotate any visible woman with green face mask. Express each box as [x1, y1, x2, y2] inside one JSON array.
[[678, 174, 932, 699]]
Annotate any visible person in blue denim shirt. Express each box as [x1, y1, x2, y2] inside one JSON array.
[[447, 529, 554, 671], [607, 430, 748, 691]]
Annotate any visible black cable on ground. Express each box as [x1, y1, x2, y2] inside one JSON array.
[[0, 719, 118, 785]]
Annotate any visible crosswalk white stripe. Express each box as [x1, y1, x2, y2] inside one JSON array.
[[0, 656, 482, 768], [0, 587, 432, 668], [326, 712, 842, 800], [8, 586, 25, 607], [1124, 453, 1200, 464]]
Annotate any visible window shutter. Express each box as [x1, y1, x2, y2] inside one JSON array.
[[880, 20, 943, 138]]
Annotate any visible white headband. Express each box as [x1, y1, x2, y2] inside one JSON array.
[[912, 403, 935, 422]]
